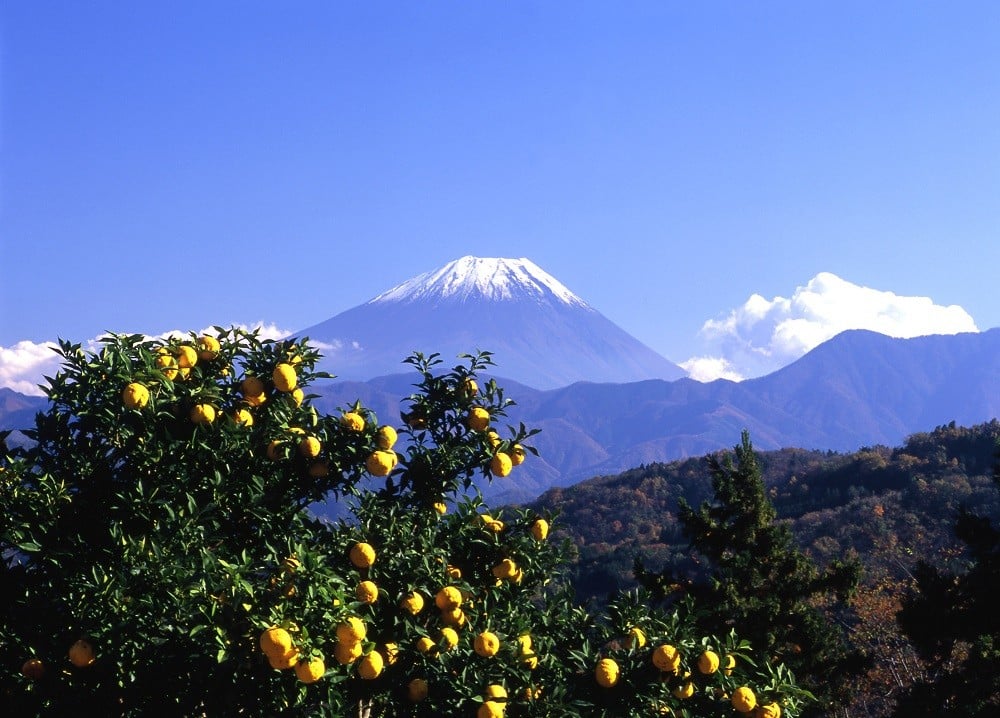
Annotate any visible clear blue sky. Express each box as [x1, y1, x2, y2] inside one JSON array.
[[2, 2, 998, 372]]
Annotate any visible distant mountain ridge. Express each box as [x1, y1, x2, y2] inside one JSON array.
[[3, 329, 998, 505], [303, 327, 1000, 504], [296, 256, 685, 388]]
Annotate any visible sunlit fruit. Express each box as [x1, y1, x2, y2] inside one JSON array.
[[122, 382, 149, 409], [652, 644, 681, 673], [340, 412, 365, 431], [357, 650, 384, 679], [190, 403, 216, 425], [356, 580, 378, 604], [697, 649, 720, 675], [490, 452, 513, 477], [474, 631, 500, 658], [272, 363, 297, 393], [295, 656, 325, 683], [197, 335, 220, 360], [595, 657, 619, 687], [376, 425, 397, 449], [350, 542, 376, 569], [530, 519, 549, 541], [732, 686, 757, 713], [467, 407, 489, 431]]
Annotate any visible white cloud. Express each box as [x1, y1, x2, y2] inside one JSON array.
[[683, 272, 978, 381], [0, 322, 297, 396], [679, 356, 745, 383], [0, 341, 63, 396]]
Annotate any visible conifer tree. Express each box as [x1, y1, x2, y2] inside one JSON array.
[[893, 450, 1000, 717], [638, 430, 862, 715]]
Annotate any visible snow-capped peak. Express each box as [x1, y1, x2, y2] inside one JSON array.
[[369, 256, 590, 308]]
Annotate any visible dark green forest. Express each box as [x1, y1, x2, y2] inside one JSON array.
[[530, 421, 1000, 717]]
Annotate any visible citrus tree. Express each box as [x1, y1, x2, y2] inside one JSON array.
[[1, 330, 812, 717]]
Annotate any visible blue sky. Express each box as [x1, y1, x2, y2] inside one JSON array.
[[2, 3, 998, 390]]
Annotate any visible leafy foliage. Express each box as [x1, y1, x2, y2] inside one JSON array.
[[893, 447, 1000, 717], [634, 431, 861, 715], [0, 331, 809, 717]]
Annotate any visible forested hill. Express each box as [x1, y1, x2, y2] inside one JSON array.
[[531, 420, 1000, 600]]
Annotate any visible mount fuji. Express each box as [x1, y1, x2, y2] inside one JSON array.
[[296, 257, 685, 388]]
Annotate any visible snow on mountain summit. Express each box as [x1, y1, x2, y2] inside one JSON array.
[[369, 256, 589, 308]]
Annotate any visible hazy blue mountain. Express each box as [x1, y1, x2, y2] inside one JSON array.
[[3, 324, 997, 506], [305, 328, 1000, 504], [295, 256, 686, 389]]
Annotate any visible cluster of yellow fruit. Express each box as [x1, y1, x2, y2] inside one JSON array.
[[363, 420, 399, 477], [594, 639, 783, 716], [259, 626, 325, 684], [465, 407, 527, 478], [120, 335, 308, 432]]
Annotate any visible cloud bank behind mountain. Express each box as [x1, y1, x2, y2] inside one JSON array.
[[681, 273, 979, 381]]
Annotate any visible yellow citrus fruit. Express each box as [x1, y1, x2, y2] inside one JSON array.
[[473, 631, 500, 658], [350, 542, 376, 569], [673, 674, 695, 699], [21, 658, 44, 680], [435, 586, 462, 611], [357, 650, 384, 679], [241, 376, 265, 397], [408, 677, 428, 702], [340, 412, 365, 431], [281, 555, 300, 573], [382, 643, 398, 666], [366, 450, 396, 477], [69, 638, 95, 668], [467, 407, 489, 431], [298, 435, 321, 458], [652, 644, 682, 673], [190, 403, 216, 425], [272, 363, 297, 393], [245, 392, 267, 407], [295, 656, 325, 683], [723, 654, 737, 676], [290, 387, 305, 407], [334, 641, 363, 665], [439, 627, 459, 650], [268, 647, 299, 669], [486, 430, 502, 448], [518, 635, 538, 668], [122, 382, 150, 409], [336, 616, 367, 643], [260, 627, 294, 657], [595, 657, 619, 687], [156, 353, 178, 380], [175, 345, 197, 369], [232, 408, 253, 427], [732, 686, 757, 713], [462, 377, 478, 396], [356, 580, 379, 604], [530, 519, 549, 541], [416, 636, 436, 654], [478, 701, 504, 718], [440, 607, 466, 628], [510, 444, 526, 465], [491, 558, 517, 579], [756, 703, 782, 718], [697, 649, 720, 675], [446, 564, 462, 579], [627, 627, 646, 649], [490, 452, 513, 477], [197, 335, 220, 361], [485, 684, 507, 700], [375, 425, 397, 449], [432, 501, 447, 515], [401, 591, 425, 615]]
